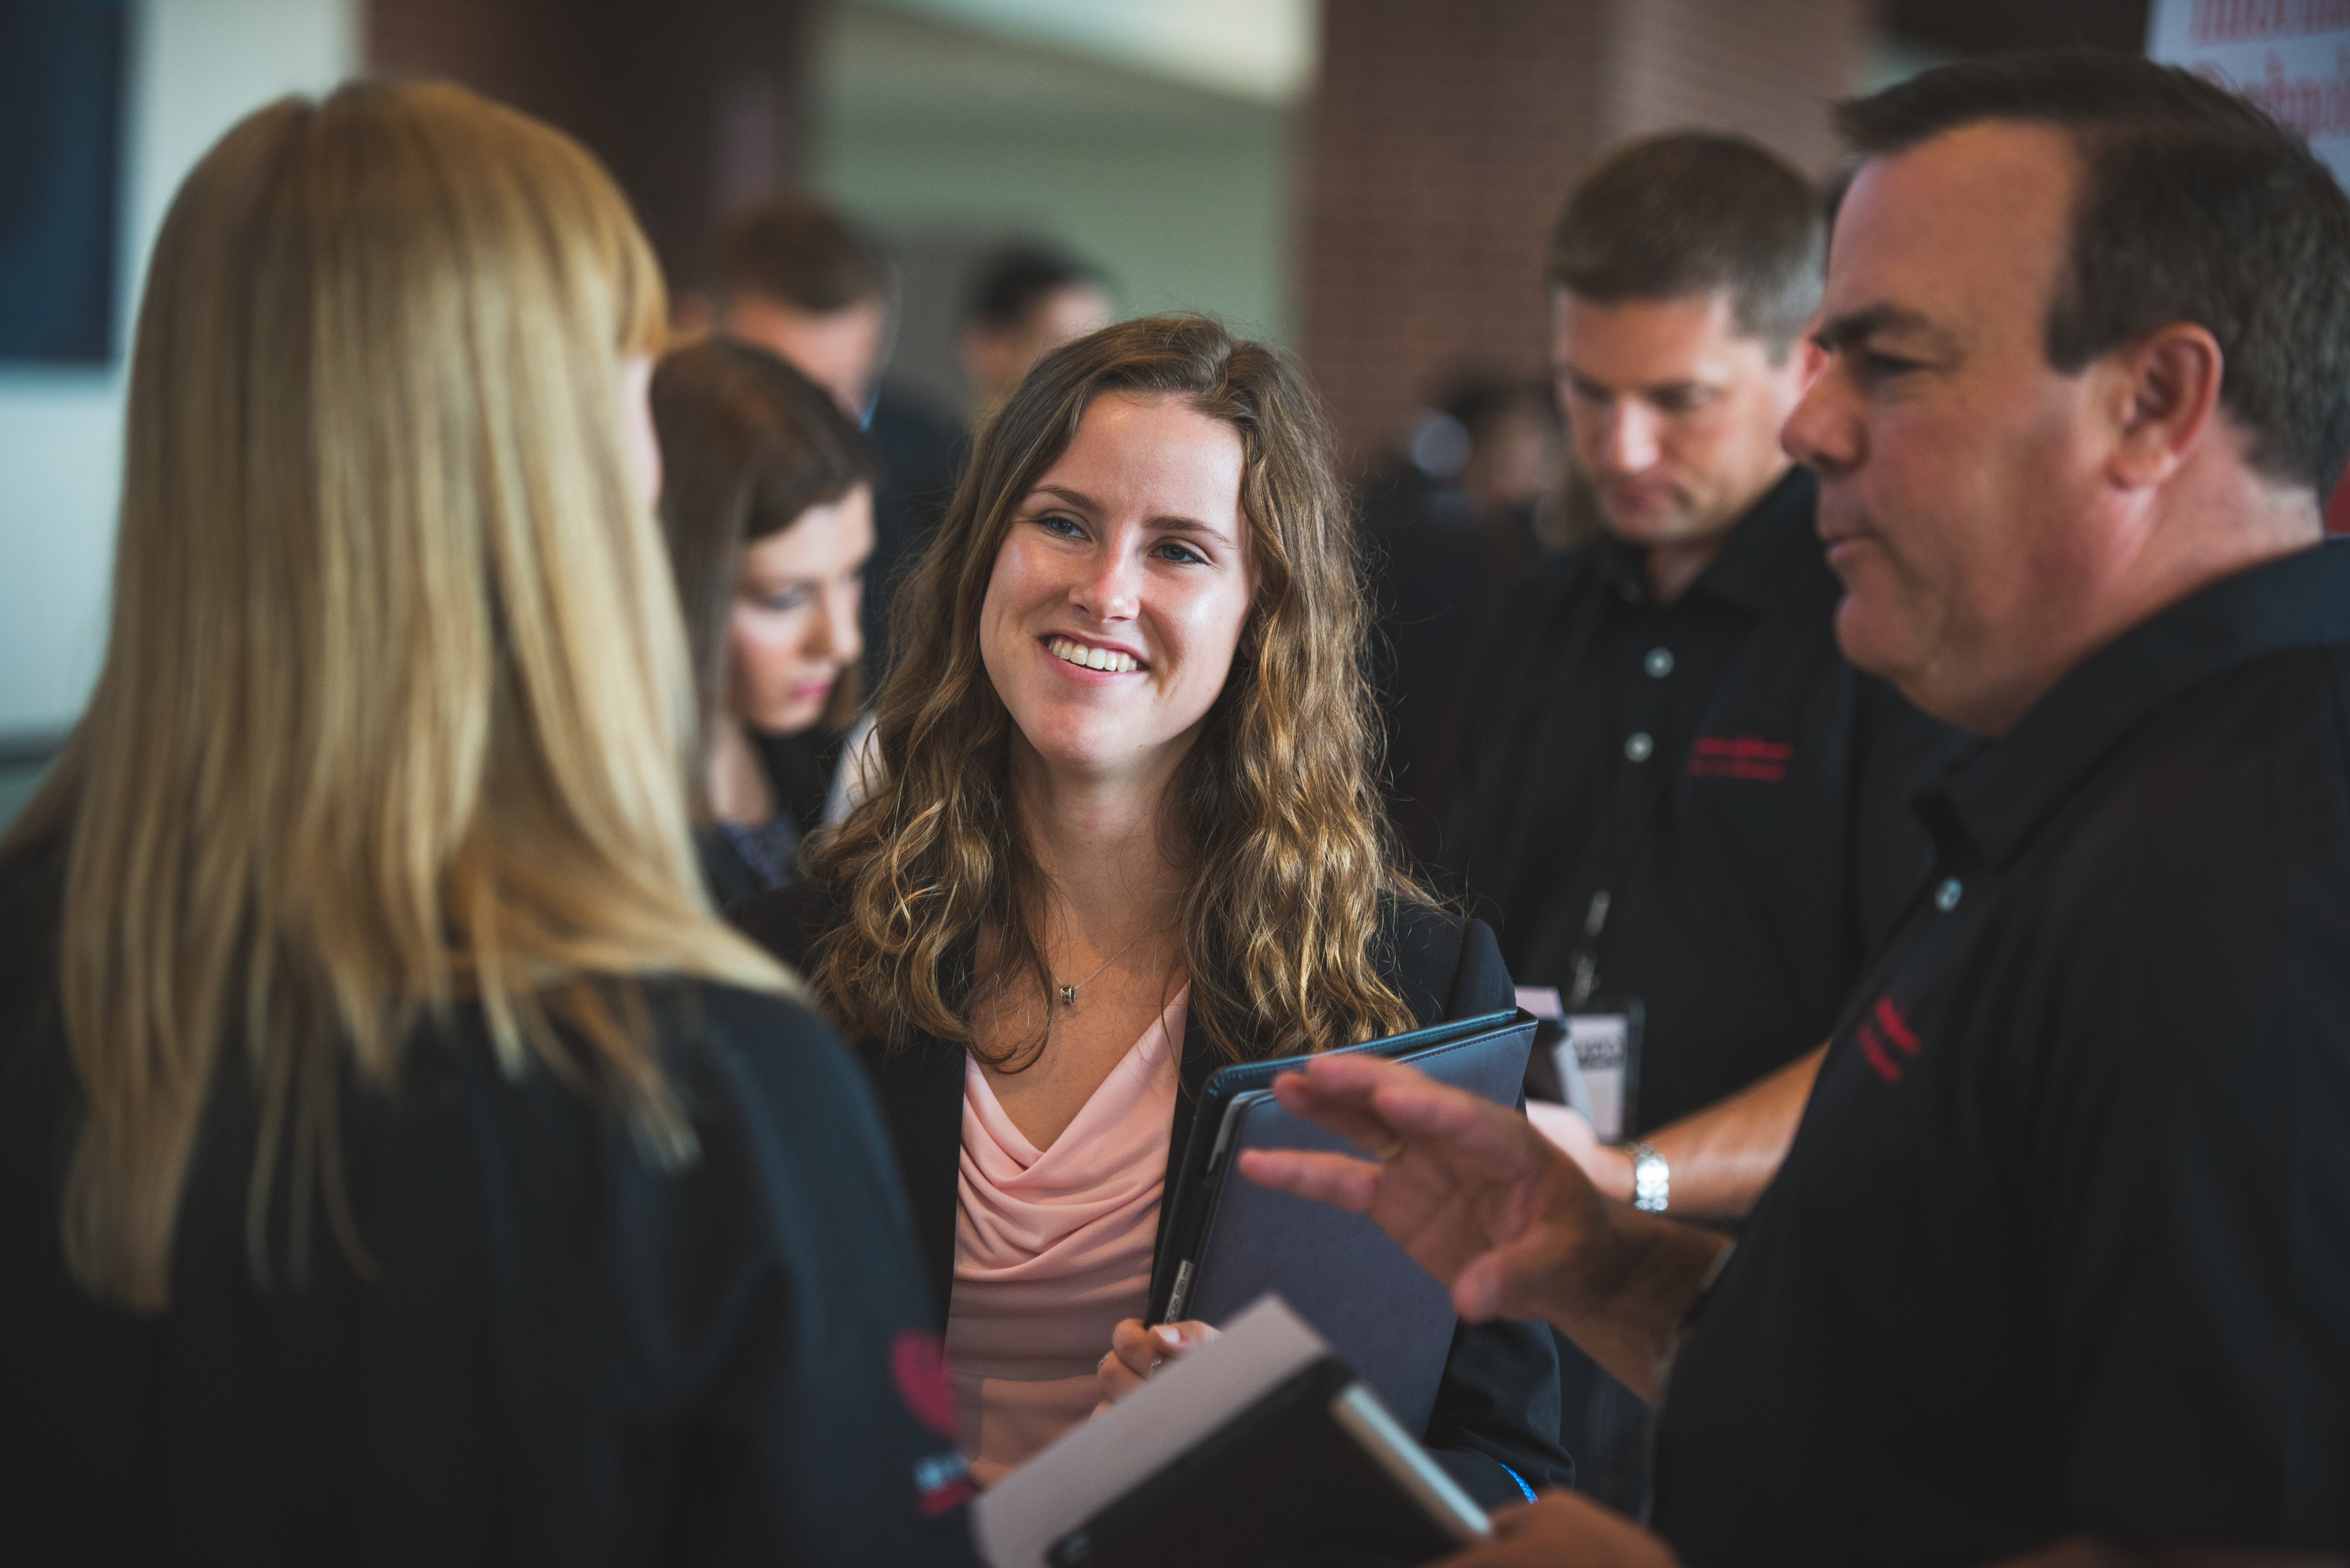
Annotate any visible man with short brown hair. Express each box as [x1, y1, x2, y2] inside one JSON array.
[[709, 195, 961, 685], [1440, 130, 1954, 1507]]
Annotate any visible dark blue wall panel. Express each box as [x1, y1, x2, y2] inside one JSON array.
[[0, 0, 131, 365]]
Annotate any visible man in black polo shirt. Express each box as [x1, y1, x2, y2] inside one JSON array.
[[1248, 51, 2350, 1567], [1445, 132, 1947, 1214], [1441, 131, 1951, 1505]]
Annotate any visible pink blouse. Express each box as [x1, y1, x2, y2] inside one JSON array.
[[943, 986, 1188, 1487]]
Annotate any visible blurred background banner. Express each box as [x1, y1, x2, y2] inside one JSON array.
[[0, 0, 2173, 828], [2146, 0, 2350, 186], [2144, 0, 2350, 530]]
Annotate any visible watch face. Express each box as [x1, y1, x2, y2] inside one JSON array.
[[1632, 1146, 1669, 1212]]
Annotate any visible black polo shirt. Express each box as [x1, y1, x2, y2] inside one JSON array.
[[1442, 467, 1954, 1132], [1655, 542, 2350, 1565]]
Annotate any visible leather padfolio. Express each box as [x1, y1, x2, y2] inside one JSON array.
[[1145, 1008, 1536, 1434]]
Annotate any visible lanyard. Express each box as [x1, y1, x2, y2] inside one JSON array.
[[1516, 571, 1676, 1008]]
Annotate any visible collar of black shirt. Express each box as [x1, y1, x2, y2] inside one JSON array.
[[1593, 466, 1821, 614], [1916, 537, 2350, 869]]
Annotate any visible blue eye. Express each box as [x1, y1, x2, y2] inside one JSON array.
[[1036, 513, 1087, 539], [753, 588, 813, 613], [1154, 540, 1206, 566]]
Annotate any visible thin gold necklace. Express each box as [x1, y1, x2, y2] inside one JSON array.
[[1054, 923, 1162, 1008]]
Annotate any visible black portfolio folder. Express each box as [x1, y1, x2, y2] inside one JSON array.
[[1145, 1009, 1536, 1434], [1045, 1355, 1486, 1568]]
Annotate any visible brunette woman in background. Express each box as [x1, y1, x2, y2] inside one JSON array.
[[651, 337, 875, 901]]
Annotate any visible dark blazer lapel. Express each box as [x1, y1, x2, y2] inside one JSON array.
[[1148, 1005, 1223, 1274], [866, 1032, 968, 1324]]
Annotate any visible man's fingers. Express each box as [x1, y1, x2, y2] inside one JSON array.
[[1453, 1251, 1507, 1322], [1367, 1075, 1540, 1158], [1235, 1146, 1381, 1213], [1269, 1052, 1530, 1169], [1264, 1069, 1405, 1152], [1455, 1228, 1580, 1325]]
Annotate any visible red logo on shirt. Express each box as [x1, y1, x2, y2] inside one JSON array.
[[1856, 995, 1923, 1083], [1688, 736, 1792, 782], [892, 1328, 960, 1439]]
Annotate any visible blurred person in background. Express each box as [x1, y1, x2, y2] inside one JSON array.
[[1435, 130, 1956, 1511], [0, 82, 974, 1566], [710, 196, 962, 688], [651, 337, 876, 901], [1363, 377, 1567, 859], [732, 314, 1571, 1507], [958, 243, 1116, 428]]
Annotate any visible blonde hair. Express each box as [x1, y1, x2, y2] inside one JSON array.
[[2, 81, 788, 1312], [809, 315, 1427, 1067]]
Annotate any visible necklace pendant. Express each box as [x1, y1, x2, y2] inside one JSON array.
[[1059, 984, 1078, 1008]]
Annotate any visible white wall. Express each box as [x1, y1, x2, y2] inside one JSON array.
[[816, 2, 1297, 419], [0, 0, 356, 742]]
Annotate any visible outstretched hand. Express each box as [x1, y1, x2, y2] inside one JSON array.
[[1234, 1052, 1618, 1328]]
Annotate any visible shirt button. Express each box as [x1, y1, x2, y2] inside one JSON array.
[[1935, 876, 1963, 912], [1624, 731, 1655, 763], [1644, 647, 1675, 678]]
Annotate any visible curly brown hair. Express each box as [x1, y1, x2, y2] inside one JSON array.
[[806, 314, 1428, 1067]]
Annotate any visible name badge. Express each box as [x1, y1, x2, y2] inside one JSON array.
[[1518, 987, 1643, 1144]]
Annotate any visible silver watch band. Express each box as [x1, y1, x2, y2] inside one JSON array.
[[1627, 1140, 1669, 1213]]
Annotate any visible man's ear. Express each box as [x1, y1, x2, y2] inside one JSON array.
[[2109, 322, 2224, 490]]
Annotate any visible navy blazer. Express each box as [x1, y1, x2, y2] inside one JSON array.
[[731, 880, 1571, 1507]]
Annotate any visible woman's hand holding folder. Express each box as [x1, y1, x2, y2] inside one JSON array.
[[1234, 1052, 1727, 1405], [1093, 1318, 1218, 1408]]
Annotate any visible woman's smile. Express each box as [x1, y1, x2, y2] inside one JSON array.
[[1043, 634, 1144, 675]]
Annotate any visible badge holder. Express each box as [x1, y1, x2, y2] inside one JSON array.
[[1517, 987, 1644, 1144]]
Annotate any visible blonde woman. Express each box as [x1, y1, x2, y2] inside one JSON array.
[[734, 315, 1570, 1500], [0, 84, 973, 1565]]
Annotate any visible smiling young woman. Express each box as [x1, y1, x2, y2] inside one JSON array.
[[731, 314, 1571, 1502]]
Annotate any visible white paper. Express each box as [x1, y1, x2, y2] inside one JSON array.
[[973, 1295, 1329, 1568], [1514, 986, 1563, 1020]]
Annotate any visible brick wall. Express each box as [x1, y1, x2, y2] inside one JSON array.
[[1300, 0, 1868, 469], [1606, 0, 1868, 174], [365, 0, 813, 288]]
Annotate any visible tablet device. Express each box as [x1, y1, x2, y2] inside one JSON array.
[[1145, 1008, 1535, 1432]]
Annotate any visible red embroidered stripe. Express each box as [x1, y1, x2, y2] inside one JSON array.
[[1857, 1022, 1903, 1083], [1688, 735, 1792, 781], [1874, 997, 1921, 1055]]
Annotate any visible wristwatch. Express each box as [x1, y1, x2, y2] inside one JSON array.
[[1626, 1141, 1669, 1213]]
